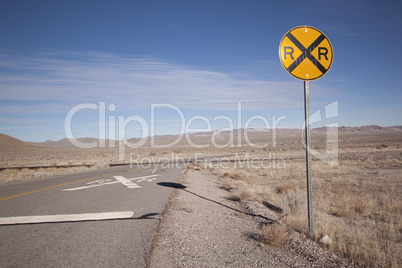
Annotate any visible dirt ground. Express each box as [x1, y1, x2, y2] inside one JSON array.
[[0, 127, 401, 266]]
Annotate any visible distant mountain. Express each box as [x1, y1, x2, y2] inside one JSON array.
[[338, 125, 402, 132], [22, 125, 402, 148], [29, 138, 114, 148]]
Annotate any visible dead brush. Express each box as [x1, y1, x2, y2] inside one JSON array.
[[227, 190, 255, 202], [331, 207, 351, 218], [275, 184, 297, 194], [195, 163, 205, 170], [220, 180, 233, 191], [239, 189, 255, 201], [0, 166, 93, 183], [226, 193, 241, 202], [350, 197, 373, 216], [232, 172, 250, 182], [208, 133, 402, 267], [222, 171, 250, 183], [262, 222, 288, 247], [187, 161, 195, 170], [280, 189, 306, 215]]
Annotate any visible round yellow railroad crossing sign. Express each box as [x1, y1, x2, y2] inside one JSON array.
[[279, 26, 333, 81]]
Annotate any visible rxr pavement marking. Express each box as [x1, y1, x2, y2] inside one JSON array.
[[62, 174, 160, 191], [0, 170, 124, 202]]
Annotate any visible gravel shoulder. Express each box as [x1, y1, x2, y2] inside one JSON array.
[[148, 170, 355, 267]]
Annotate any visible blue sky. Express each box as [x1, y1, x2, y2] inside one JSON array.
[[0, 0, 401, 142]]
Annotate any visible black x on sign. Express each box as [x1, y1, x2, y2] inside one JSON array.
[[279, 26, 333, 81]]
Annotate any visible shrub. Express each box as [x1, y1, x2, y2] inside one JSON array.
[[187, 161, 195, 170], [220, 181, 233, 191], [262, 222, 288, 247], [280, 190, 306, 215], [275, 184, 297, 194]]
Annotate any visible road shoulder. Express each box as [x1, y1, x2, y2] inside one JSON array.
[[148, 170, 354, 267]]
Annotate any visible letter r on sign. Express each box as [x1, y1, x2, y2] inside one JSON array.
[[284, 46, 294, 60], [318, 47, 328, 60]]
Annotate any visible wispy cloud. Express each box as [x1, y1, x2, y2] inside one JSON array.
[[0, 50, 308, 113]]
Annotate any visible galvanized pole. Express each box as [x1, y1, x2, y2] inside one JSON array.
[[304, 81, 314, 238]]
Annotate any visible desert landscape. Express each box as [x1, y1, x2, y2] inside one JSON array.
[[0, 125, 401, 267]]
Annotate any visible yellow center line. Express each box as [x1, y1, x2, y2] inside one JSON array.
[[0, 170, 128, 202]]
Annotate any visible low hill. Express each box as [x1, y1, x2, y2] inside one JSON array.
[[0, 133, 45, 151], [29, 138, 103, 148]]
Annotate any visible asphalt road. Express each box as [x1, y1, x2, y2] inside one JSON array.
[[0, 164, 183, 267]]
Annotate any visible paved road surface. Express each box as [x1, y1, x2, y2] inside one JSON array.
[[0, 164, 183, 267]]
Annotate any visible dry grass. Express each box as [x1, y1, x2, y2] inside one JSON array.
[[221, 171, 250, 183], [0, 166, 92, 183], [262, 222, 288, 247], [220, 181, 233, 191], [187, 161, 196, 170], [218, 170, 257, 202], [279, 189, 306, 215], [275, 184, 297, 194], [209, 134, 402, 267], [238, 189, 255, 201], [227, 189, 255, 202], [186, 161, 214, 171], [0, 158, 112, 183]]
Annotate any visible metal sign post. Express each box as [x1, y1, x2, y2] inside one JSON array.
[[304, 81, 314, 238], [279, 25, 333, 239]]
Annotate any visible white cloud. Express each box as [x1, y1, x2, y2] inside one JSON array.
[[0, 51, 306, 113]]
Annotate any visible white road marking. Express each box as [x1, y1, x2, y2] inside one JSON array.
[[113, 176, 142, 189], [137, 176, 158, 183], [0, 211, 135, 225], [87, 179, 113, 184], [62, 174, 161, 191]]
